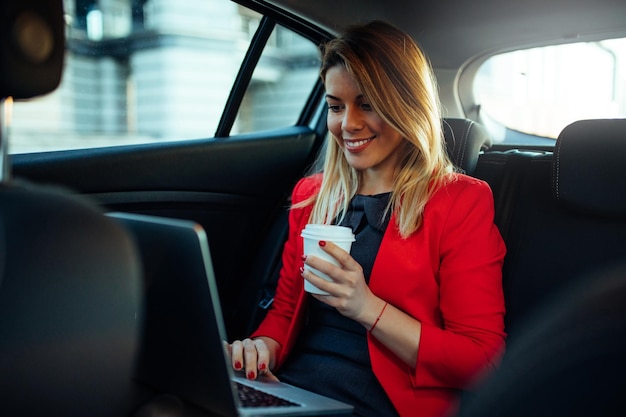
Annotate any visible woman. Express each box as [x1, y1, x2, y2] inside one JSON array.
[[229, 20, 506, 417]]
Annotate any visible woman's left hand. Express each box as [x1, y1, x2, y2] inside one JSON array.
[[302, 240, 380, 322]]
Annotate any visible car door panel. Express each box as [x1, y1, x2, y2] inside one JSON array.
[[11, 126, 322, 335]]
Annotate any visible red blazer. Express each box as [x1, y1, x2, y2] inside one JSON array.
[[252, 173, 506, 417]]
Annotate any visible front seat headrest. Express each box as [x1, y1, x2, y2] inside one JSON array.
[[0, 0, 64, 99]]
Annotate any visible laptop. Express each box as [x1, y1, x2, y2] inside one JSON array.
[[108, 212, 353, 417]]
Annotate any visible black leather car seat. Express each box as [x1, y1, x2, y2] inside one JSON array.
[[0, 1, 143, 416], [495, 118, 626, 339]]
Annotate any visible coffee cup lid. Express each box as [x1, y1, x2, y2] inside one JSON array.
[[301, 224, 355, 241]]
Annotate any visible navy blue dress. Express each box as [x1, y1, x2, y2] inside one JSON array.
[[277, 193, 399, 417]]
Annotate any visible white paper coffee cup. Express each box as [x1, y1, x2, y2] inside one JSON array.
[[300, 224, 355, 294]]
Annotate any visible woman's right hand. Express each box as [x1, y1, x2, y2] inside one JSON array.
[[226, 337, 280, 381]]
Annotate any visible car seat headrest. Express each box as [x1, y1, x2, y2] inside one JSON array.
[[0, 0, 64, 99], [552, 119, 626, 218], [443, 118, 492, 175]]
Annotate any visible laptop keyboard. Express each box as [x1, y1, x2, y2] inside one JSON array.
[[235, 382, 301, 408]]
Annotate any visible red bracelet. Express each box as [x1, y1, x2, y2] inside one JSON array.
[[368, 301, 388, 333]]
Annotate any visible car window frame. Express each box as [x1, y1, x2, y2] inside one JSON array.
[[219, 0, 332, 139]]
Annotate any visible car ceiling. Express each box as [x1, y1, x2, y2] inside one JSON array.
[[265, 0, 626, 69]]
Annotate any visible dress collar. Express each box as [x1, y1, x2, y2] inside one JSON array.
[[341, 193, 391, 233]]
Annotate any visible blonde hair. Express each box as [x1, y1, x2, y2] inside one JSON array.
[[299, 20, 455, 238]]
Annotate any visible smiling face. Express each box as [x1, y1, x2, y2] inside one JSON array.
[[324, 65, 405, 191]]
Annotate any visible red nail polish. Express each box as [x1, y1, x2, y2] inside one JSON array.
[[234, 361, 242, 370], [319, 240, 326, 247], [259, 363, 267, 371], [299, 266, 305, 274], [247, 371, 256, 380], [301, 254, 307, 261]]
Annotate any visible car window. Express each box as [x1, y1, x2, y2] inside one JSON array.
[[9, 0, 321, 154], [232, 19, 321, 134], [475, 37, 626, 142]]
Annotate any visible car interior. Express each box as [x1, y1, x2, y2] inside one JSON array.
[[1, 0, 625, 416]]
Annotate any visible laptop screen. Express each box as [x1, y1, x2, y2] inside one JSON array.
[[109, 212, 240, 416]]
